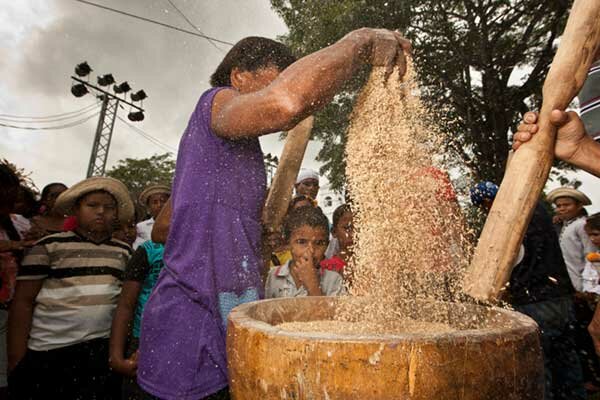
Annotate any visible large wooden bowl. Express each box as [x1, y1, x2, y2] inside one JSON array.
[[227, 297, 543, 400]]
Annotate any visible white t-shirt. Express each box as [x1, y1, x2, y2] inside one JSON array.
[[133, 218, 154, 250]]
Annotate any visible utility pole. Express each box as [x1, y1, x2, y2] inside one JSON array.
[[87, 95, 118, 177], [70, 62, 147, 177]]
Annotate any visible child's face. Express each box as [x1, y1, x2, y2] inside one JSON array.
[[147, 193, 169, 219], [586, 227, 600, 247], [334, 210, 354, 251], [75, 191, 117, 234], [554, 197, 583, 221], [289, 225, 328, 267]]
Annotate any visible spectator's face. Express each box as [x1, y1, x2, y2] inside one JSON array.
[[147, 193, 169, 219], [113, 221, 137, 245], [289, 225, 328, 267], [586, 227, 600, 247], [44, 185, 67, 212], [295, 179, 319, 200], [334, 210, 354, 251], [75, 191, 117, 235], [554, 197, 583, 221]]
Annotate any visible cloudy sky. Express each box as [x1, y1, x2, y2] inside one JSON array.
[[0, 0, 324, 187], [1, 0, 599, 212]]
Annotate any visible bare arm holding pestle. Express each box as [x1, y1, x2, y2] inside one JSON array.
[[513, 110, 600, 177]]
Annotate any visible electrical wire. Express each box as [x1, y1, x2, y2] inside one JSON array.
[[0, 111, 101, 130], [74, 0, 234, 46], [0, 102, 100, 122], [165, 0, 223, 52], [116, 116, 177, 153]]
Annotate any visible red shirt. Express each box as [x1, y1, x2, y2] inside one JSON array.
[[320, 255, 346, 274]]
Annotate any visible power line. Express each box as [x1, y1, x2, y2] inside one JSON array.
[[74, 0, 234, 46], [0, 111, 101, 130], [116, 116, 177, 153], [165, 0, 223, 52], [0, 102, 100, 122]]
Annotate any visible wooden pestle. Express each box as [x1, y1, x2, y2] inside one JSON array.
[[464, 0, 600, 302], [261, 116, 314, 273]]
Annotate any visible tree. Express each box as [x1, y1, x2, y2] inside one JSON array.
[[106, 153, 175, 202], [271, 0, 574, 190]]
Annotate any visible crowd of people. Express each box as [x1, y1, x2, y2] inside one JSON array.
[[0, 26, 598, 400], [0, 162, 354, 399]]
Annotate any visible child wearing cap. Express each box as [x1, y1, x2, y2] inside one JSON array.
[[132, 185, 170, 250], [7, 177, 133, 399], [265, 207, 344, 298]]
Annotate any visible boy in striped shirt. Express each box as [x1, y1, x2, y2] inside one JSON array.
[[7, 177, 133, 399]]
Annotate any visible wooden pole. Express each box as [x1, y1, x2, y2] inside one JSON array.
[[261, 117, 314, 272], [463, 0, 600, 302]]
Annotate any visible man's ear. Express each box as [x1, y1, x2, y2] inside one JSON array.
[[230, 68, 248, 90]]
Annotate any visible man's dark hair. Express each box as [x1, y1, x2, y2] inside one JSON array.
[[210, 37, 296, 87], [332, 204, 352, 230], [283, 206, 329, 242], [586, 213, 600, 231]]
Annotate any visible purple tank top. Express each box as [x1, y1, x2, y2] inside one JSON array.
[[137, 87, 266, 399], [164, 86, 266, 303]]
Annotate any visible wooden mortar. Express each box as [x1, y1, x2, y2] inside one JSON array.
[[227, 297, 543, 399]]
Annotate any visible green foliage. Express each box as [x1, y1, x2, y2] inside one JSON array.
[[106, 153, 175, 201], [271, 0, 574, 190]]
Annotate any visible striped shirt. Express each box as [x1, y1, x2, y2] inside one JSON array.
[[579, 59, 600, 139], [18, 231, 131, 351]]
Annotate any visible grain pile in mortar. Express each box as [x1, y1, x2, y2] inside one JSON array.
[[279, 61, 475, 335]]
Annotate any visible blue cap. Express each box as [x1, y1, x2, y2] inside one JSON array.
[[470, 181, 499, 206]]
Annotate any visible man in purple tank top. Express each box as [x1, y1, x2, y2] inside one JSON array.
[[137, 30, 411, 399]]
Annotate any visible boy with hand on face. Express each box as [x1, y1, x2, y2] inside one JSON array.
[[265, 207, 344, 298]]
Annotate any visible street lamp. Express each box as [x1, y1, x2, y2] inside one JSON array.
[[71, 83, 88, 97], [97, 74, 115, 86], [128, 111, 145, 121], [75, 61, 92, 77], [130, 90, 147, 102], [113, 81, 131, 94]]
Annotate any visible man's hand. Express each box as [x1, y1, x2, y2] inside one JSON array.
[[513, 110, 588, 163], [351, 28, 411, 80]]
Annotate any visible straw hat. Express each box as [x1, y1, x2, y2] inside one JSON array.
[[138, 184, 171, 205], [547, 187, 592, 206], [54, 177, 134, 224]]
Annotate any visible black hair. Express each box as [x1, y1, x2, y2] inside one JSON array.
[[16, 185, 39, 218], [210, 37, 296, 87], [283, 206, 330, 242], [288, 194, 315, 211], [586, 213, 600, 231], [0, 162, 21, 212], [332, 204, 352, 230], [40, 182, 67, 203]]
